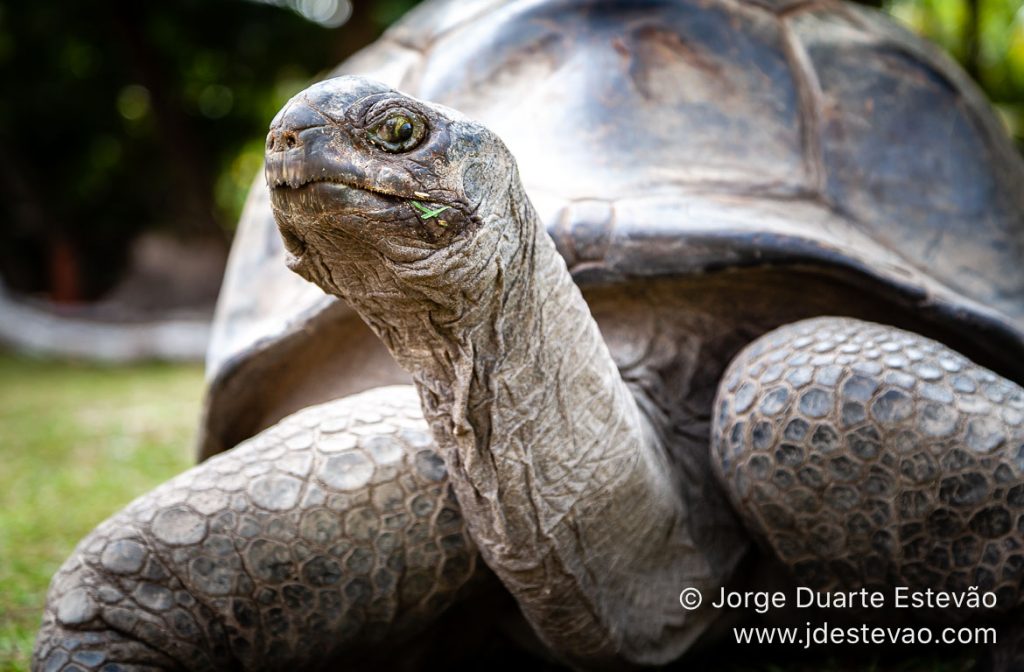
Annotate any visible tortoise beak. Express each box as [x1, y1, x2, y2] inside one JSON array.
[[265, 125, 350, 191], [264, 96, 374, 196]]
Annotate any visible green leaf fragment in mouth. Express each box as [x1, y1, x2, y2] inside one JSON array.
[[410, 200, 451, 220]]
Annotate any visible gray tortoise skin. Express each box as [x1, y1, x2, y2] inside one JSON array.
[[31, 0, 1024, 669]]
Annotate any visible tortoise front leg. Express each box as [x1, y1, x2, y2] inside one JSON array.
[[33, 385, 482, 671], [712, 317, 1024, 665]]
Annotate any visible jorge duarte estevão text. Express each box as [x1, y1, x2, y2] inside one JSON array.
[[710, 586, 998, 615]]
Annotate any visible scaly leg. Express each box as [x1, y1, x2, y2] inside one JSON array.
[[33, 385, 483, 671], [712, 317, 1024, 665]]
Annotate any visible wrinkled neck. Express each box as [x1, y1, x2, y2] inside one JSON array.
[[340, 179, 728, 665], [383, 184, 640, 472]]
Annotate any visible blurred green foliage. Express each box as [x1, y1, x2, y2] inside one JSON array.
[[887, 0, 1024, 143], [0, 0, 416, 299]]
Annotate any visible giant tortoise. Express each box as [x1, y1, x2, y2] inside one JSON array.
[[34, 0, 1024, 670]]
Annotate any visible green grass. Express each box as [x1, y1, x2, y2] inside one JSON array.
[[0, 354, 201, 671]]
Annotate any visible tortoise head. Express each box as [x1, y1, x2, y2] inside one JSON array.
[[266, 76, 521, 311]]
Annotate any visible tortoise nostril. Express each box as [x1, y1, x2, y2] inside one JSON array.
[[267, 130, 300, 153]]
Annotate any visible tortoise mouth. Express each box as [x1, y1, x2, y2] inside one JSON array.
[[268, 176, 406, 226], [266, 159, 406, 202]]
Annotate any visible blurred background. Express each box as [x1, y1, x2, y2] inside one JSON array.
[[0, 0, 1021, 669], [0, 0, 421, 363]]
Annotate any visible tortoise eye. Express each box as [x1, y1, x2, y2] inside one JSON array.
[[369, 112, 424, 152]]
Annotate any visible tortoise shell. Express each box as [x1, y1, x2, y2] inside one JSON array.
[[197, 0, 1024, 459]]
